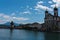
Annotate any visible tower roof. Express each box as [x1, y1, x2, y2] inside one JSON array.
[[45, 9, 48, 13], [54, 6, 58, 10], [10, 21, 14, 25]]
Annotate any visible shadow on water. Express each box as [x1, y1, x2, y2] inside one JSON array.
[[9, 29, 13, 40], [44, 32, 60, 40]]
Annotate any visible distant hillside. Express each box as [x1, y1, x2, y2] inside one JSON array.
[[4, 22, 19, 26]]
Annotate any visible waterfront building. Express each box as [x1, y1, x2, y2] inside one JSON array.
[[44, 6, 60, 31]]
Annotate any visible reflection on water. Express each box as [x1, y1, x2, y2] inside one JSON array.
[[0, 29, 60, 40], [9, 30, 13, 40], [45, 32, 60, 40]]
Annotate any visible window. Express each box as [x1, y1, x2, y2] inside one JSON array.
[[54, 17, 56, 20]]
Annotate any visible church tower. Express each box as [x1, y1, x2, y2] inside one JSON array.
[[45, 9, 49, 18], [44, 9, 49, 27], [53, 6, 58, 31], [54, 6, 58, 16]]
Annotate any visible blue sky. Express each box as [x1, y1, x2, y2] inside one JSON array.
[[0, 0, 60, 24]]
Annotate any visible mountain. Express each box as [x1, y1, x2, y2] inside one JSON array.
[[4, 22, 10, 26], [4, 22, 19, 26]]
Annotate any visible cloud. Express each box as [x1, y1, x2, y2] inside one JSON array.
[[0, 20, 3, 22], [51, 4, 58, 8], [48, 1, 53, 4], [0, 13, 4, 17], [3, 15, 10, 19], [35, 3, 53, 11], [52, 0, 56, 3], [20, 10, 31, 14], [52, 0, 60, 3], [13, 17, 29, 21], [51, 0, 60, 8], [37, 1, 43, 4], [23, 11, 31, 14], [0, 13, 29, 24], [0, 20, 6, 24]]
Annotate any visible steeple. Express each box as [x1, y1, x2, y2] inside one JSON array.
[[54, 5, 58, 16]]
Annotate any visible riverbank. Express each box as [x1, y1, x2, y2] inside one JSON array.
[[0, 27, 59, 32]]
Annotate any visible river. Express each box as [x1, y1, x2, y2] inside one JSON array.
[[0, 29, 60, 40]]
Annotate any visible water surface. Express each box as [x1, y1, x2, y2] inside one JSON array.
[[0, 29, 60, 40]]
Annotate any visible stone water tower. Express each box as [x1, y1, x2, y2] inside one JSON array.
[[10, 21, 14, 29]]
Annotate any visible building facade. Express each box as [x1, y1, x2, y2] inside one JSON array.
[[44, 7, 60, 31]]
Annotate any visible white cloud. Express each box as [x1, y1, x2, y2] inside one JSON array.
[[38, 1, 43, 4], [51, 4, 58, 8], [3, 15, 10, 19], [52, 0, 60, 3], [34, 1, 53, 11], [35, 4, 53, 11], [13, 17, 29, 21], [0, 13, 5, 17], [48, 1, 53, 4], [0, 13, 29, 24], [0, 14, 11, 20], [20, 10, 31, 14], [23, 11, 31, 14], [51, 0, 60, 8], [0, 20, 6, 24], [52, 0, 56, 3]]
